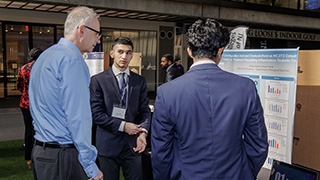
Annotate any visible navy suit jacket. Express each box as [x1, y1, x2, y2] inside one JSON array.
[[151, 63, 268, 180], [90, 67, 150, 157]]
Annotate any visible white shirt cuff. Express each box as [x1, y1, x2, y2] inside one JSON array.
[[118, 121, 126, 132]]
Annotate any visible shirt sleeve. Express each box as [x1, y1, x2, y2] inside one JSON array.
[[60, 57, 99, 178]]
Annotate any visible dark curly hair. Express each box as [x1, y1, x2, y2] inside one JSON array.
[[186, 19, 230, 59]]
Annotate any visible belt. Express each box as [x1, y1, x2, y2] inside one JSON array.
[[35, 140, 75, 149]]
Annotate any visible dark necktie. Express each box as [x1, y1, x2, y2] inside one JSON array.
[[120, 72, 127, 106]]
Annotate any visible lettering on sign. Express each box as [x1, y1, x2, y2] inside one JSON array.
[[247, 29, 319, 41]]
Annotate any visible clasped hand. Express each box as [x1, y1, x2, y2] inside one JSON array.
[[133, 132, 147, 153], [124, 122, 147, 153], [124, 122, 141, 135]]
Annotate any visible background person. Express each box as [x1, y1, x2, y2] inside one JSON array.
[[90, 37, 150, 180], [151, 19, 268, 180], [29, 6, 103, 180], [160, 54, 183, 82], [174, 56, 184, 74], [16, 47, 43, 169]]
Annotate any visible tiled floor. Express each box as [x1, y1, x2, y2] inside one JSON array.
[[0, 107, 24, 142]]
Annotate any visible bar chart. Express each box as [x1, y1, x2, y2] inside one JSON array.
[[265, 80, 289, 100], [268, 135, 287, 155], [265, 100, 288, 119], [266, 117, 287, 136]]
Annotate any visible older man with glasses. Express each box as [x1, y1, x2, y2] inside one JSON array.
[[29, 6, 103, 180]]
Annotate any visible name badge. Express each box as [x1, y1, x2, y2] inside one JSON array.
[[112, 104, 126, 119]]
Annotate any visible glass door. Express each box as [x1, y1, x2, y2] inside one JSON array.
[[5, 24, 29, 96], [1, 23, 56, 98], [33, 25, 54, 50]]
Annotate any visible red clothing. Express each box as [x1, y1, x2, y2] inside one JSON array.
[[16, 62, 34, 109]]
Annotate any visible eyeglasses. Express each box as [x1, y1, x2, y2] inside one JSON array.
[[84, 25, 102, 39]]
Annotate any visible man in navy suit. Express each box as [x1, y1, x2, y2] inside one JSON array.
[[90, 37, 150, 180], [151, 19, 268, 180]]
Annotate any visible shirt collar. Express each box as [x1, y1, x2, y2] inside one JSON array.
[[112, 65, 130, 76], [190, 60, 216, 69]]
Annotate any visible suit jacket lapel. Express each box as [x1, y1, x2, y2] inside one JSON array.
[[106, 68, 121, 99], [127, 72, 136, 102]]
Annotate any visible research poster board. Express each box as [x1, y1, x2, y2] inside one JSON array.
[[219, 48, 299, 170], [84, 52, 105, 77]]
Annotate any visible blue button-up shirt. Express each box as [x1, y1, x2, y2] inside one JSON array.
[[29, 38, 99, 178]]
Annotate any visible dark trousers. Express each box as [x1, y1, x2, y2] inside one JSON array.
[[32, 144, 87, 180], [98, 144, 143, 180], [20, 107, 34, 160]]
